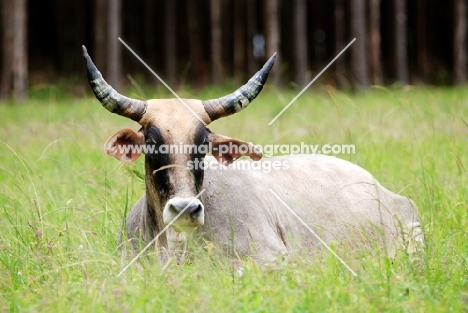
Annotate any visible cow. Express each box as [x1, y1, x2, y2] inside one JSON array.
[[82, 46, 424, 268]]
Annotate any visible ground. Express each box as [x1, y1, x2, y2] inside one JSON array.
[[0, 86, 467, 312]]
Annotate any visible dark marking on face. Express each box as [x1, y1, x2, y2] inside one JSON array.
[[192, 124, 209, 190], [146, 125, 165, 147], [145, 125, 172, 198], [144, 123, 209, 198]]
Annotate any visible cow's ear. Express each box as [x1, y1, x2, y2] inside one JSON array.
[[208, 132, 262, 165], [104, 128, 145, 163]]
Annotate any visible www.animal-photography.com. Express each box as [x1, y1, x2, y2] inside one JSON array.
[[0, 1, 467, 312]]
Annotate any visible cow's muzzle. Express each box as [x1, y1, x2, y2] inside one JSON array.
[[163, 198, 205, 231]]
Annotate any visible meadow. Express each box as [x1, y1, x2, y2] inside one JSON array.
[[0, 85, 467, 312]]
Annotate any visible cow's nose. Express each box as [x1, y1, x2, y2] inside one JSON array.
[[169, 201, 202, 219], [189, 203, 203, 220], [163, 198, 205, 227]]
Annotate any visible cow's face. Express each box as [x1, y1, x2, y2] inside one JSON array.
[[103, 99, 261, 233], [82, 45, 274, 234]]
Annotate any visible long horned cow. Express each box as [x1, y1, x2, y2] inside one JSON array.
[[82, 46, 424, 266]]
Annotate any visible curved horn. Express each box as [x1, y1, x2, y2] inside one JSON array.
[[202, 53, 276, 121], [82, 45, 147, 121]]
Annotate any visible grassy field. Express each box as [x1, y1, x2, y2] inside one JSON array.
[[0, 85, 467, 312]]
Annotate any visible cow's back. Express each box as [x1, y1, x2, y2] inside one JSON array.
[[199, 154, 423, 262]]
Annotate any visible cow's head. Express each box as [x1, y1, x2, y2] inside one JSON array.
[[82, 46, 275, 234]]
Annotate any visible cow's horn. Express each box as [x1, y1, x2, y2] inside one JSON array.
[[82, 45, 147, 121], [202, 53, 276, 121]]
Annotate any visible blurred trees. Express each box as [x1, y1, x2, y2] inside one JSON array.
[[107, 0, 121, 89], [265, 0, 280, 85], [293, 0, 308, 87], [93, 0, 107, 74], [454, 0, 467, 84], [350, 0, 370, 90], [369, 0, 382, 85], [0, 0, 467, 99], [164, 0, 177, 84], [1, 0, 27, 100], [210, 0, 222, 84], [1, 0, 13, 99], [394, 0, 408, 85], [233, 0, 246, 81], [334, 0, 346, 89]]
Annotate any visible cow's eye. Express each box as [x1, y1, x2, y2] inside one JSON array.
[[194, 142, 208, 159], [144, 137, 160, 157], [146, 132, 160, 144], [146, 137, 157, 144]]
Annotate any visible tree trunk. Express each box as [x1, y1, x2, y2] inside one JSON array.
[[454, 0, 467, 85], [210, 0, 222, 84], [265, 0, 279, 85], [53, 0, 70, 72], [416, 0, 428, 81], [293, 0, 307, 87], [144, 0, 156, 69], [73, 0, 86, 71], [395, 0, 409, 85], [94, 0, 107, 73], [350, 0, 370, 90], [1, 0, 14, 99], [187, 0, 206, 85], [107, 0, 122, 89], [369, 0, 382, 85], [165, 0, 176, 84], [12, 0, 28, 100], [246, 0, 258, 77], [334, 0, 346, 89], [233, 0, 246, 81]]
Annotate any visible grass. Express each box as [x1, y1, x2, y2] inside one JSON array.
[[0, 85, 467, 312]]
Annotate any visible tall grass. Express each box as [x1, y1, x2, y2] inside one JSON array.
[[0, 86, 467, 312]]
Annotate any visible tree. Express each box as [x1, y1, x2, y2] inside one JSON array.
[[165, 0, 177, 84], [52, 0, 85, 74], [233, 0, 246, 81], [265, 0, 280, 85], [454, 0, 467, 85], [369, 0, 382, 85], [246, 0, 258, 77], [93, 0, 107, 74], [13, 0, 28, 100], [107, 0, 122, 89], [144, 0, 156, 71], [394, 0, 409, 85], [210, 0, 222, 84], [416, 0, 428, 81], [350, 0, 370, 89], [1, 0, 28, 100], [334, 0, 346, 89], [1, 0, 14, 99], [187, 0, 206, 85], [293, 0, 308, 87], [3, 0, 468, 92]]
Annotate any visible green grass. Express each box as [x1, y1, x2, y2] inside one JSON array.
[[0, 86, 467, 312]]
